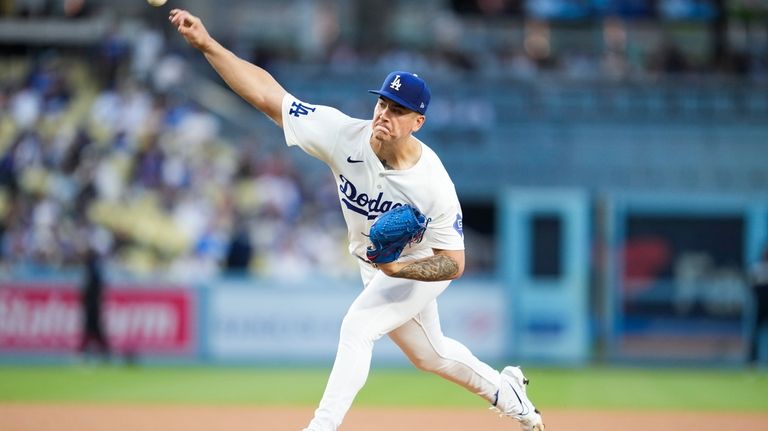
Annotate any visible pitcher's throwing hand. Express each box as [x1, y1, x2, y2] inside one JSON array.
[[169, 9, 212, 52]]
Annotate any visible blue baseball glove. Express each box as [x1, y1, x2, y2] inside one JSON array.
[[366, 204, 430, 264]]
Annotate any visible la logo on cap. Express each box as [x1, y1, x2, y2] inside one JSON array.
[[368, 71, 430, 114], [389, 75, 402, 91]]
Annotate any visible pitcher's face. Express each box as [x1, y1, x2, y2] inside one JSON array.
[[371, 97, 425, 142]]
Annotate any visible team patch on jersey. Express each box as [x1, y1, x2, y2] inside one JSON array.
[[289, 101, 317, 117], [453, 213, 463, 237]]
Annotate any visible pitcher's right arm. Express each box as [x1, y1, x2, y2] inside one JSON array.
[[169, 9, 287, 127]]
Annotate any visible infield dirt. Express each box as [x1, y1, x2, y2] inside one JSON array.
[[1, 404, 768, 431]]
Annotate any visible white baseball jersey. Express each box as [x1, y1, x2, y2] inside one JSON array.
[[281, 94, 464, 263]]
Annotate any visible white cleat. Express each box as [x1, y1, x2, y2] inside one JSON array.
[[490, 366, 545, 431]]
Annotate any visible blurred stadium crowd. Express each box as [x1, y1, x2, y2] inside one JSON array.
[[3, 0, 768, 80], [1, 0, 766, 280], [0, 47, 352, 281]]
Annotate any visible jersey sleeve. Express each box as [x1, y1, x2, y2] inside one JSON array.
[[424, 186, 465, 251], [281, 93, 349, 164]]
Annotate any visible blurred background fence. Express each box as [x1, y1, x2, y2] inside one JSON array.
[[1, 0, 767, 367]]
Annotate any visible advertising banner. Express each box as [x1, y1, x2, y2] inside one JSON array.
[[206, 280, 505, 363], [0, 282, 195, 354]]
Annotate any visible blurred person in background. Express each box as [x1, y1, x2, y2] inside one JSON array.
[[77, 245, 111, 362], [223, 219, 253, 275], [748, 244, 768, 366]]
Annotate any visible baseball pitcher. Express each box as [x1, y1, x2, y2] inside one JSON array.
[[169, 8, 544, 431]]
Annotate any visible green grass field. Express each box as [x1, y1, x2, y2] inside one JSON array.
[[1, 366, 766, 412]]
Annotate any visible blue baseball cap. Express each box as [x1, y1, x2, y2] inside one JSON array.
[[368, 71, 431, 115]]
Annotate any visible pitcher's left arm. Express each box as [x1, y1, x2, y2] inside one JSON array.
[[377, 249, 464, 282]]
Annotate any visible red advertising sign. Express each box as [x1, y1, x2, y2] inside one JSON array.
[[0, 282, 195, 354]]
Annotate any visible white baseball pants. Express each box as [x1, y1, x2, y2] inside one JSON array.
[[304, 263, 502, 431]]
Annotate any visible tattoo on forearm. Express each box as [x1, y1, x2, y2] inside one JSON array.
[[393, 255, 459, 281]]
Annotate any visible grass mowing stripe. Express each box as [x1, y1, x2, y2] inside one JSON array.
[[0, 367, 329, 404], [524, 368, 768, 411], [0, 366, 766, 411]]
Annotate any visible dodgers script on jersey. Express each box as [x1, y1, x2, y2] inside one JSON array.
[[281, 94, 464, 262]]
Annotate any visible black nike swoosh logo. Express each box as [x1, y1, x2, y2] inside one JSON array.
[[346, 156, 364, 163]]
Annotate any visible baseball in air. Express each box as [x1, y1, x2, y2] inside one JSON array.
[[147, 0, 167, 7]]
